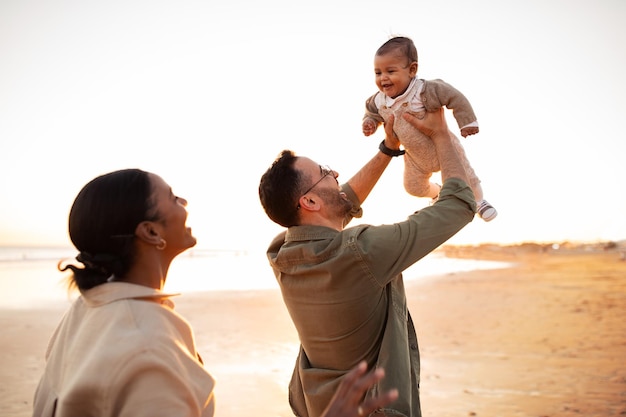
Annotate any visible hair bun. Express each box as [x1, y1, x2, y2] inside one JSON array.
[[76, 251, 122, 276]]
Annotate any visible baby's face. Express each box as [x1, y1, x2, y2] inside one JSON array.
[[374, 52, 416, 99]]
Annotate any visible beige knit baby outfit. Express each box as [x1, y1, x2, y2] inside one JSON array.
[[364, 78, 482, 198]]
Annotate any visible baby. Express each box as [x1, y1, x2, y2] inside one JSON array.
[[362, 36, 497, 221]]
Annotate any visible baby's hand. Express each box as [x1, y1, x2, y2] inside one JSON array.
[[461, 126, 479, 138], [362, 118, 379, 136]]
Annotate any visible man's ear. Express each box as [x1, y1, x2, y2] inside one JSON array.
[[297, 195, 321, 212], [135, 221, 161, 245]]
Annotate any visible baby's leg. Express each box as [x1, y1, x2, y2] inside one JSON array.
[[404, 177, 439, 198], [470, 177, 484, 201], [450, 136, 483, 200], [451, 139, 498, 221], [403, 158, 439, 198]]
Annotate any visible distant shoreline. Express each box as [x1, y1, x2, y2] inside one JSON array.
[[1, 238, 625, 257], [0, 249, 513, 309], [441, 240, 626, 261]]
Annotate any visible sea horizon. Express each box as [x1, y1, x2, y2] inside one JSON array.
[[0, 245, 512, 309]]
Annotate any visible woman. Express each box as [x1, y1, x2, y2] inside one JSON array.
[[32, 169, 396, 417]]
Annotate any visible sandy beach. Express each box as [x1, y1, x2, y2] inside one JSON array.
[[2, 244, 625, 417]]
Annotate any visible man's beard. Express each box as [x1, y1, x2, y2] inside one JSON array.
[[317, 188, 354, 218]]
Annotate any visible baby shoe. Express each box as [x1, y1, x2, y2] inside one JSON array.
[[477, 200, 497, 222]]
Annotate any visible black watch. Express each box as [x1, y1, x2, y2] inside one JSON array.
[[379, 140, 405, 157]]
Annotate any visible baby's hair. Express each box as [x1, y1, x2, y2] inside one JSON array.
[[376, 36, 418, 64]]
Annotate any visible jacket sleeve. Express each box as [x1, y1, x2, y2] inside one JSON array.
[[340, 183, 363, 228], [421, 79, 478, 129], [356, 177, 475, 285]]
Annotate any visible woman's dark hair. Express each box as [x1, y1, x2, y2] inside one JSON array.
[[258, 150, 303, 228], [59, 169, 159, 291], [376, 36, 418, 64]]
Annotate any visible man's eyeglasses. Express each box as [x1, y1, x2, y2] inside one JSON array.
[[297, 165, 335, 210]]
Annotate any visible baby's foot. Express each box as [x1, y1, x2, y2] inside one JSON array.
[[476, 200, 497, 222]]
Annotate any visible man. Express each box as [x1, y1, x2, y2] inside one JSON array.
[[258, 109, 476, 417]]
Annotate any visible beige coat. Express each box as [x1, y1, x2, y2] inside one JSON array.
[[32, 282, 215, 417]]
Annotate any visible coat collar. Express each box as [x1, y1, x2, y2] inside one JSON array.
[[81, 281, 180, 308]]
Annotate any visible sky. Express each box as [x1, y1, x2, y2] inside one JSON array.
[[1, 0, 625, 252]]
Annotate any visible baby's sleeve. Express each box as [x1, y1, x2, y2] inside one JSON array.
[[363, 93, 385, 124], [422, 79, 478, 129]]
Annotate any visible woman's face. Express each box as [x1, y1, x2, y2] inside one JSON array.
[[148, 173, 197, 255]]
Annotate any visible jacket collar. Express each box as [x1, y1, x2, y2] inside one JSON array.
[[285, 225, 338, 243]]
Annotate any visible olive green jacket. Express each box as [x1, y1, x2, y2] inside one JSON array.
[[267, 178, 475, 417]]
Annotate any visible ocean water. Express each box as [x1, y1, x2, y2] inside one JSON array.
[[0, 246, 511, 309]]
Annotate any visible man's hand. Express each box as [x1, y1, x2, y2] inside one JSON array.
[[402, 109, 448, 140], [403, 108, 469, 184], [321, 362, 398, 417], [382, 114, 401, 151]]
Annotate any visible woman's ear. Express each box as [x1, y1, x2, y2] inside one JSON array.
[[135, 221, 161, 245]]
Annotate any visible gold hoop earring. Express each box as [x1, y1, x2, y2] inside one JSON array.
[[156, 239, 167, 250]]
